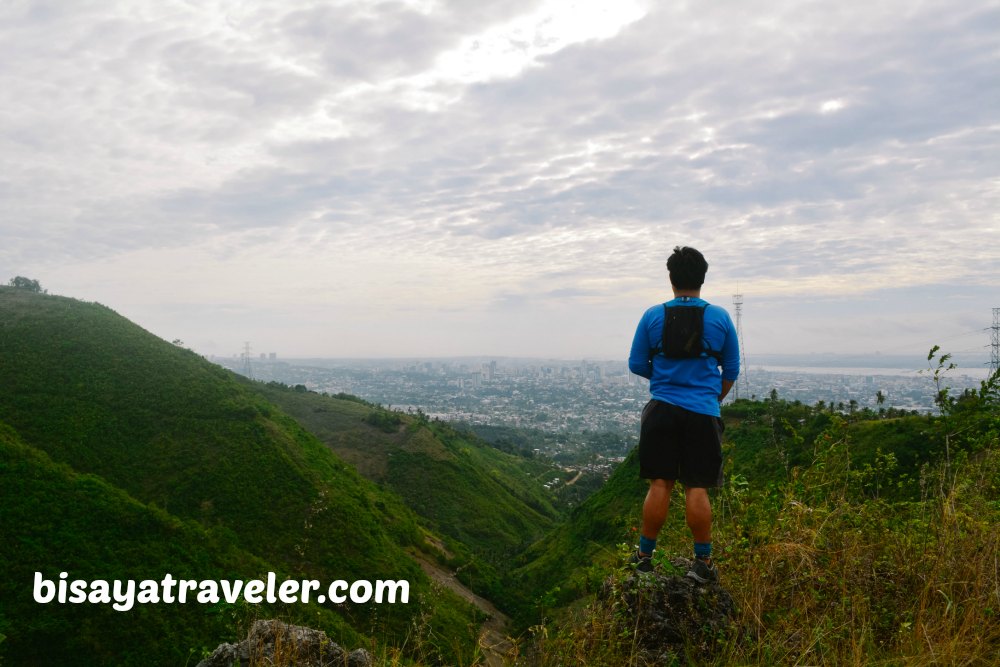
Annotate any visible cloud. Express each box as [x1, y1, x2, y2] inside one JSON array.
[[2, 0, 997, 357]]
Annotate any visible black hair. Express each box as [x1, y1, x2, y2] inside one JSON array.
[[666, 246, 708, 289]]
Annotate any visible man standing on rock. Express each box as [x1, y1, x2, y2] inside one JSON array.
[[627, 246, 740, 583]]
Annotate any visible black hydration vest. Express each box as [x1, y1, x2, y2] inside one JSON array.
[[649, 303, 724, 363]]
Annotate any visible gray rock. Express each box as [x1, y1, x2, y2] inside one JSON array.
[[600, 557, 736, 662], [197, 619, 372, 667], [347, 648, 374, 667]]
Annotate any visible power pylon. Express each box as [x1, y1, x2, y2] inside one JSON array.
[[991, 308, 999, 374], [242, 341, 254, 380], [732, 289, 750, 400]]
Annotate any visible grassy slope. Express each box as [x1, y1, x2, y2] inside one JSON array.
[[504, 448, 647, 625], [0, 422, 365, 666], [0, 288, 478, 664], [505, 397, 984, 628], [523, 390, 1000, 665], [256, 384, 559, 606], [722, 398, 944, 486]]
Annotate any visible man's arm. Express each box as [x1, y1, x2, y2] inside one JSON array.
[[718, 311, 740, 398], [719, 379, 734, 403], [628, 310, 654, 380]]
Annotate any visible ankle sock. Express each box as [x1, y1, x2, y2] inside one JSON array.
[[639, 535, 656, 557], [694, 541, 712, 561]]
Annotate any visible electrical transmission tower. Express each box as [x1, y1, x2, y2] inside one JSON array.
[[732, 289, 750, 401], [242, 341, 255, 380], [992, 308, 999, 374]]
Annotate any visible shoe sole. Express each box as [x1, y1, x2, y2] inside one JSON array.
[[685, 570, 717, 584]]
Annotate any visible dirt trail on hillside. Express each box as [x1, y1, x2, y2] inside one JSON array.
[[413, 554, 514, 666]]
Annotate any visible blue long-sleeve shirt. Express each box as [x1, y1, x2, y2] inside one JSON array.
[[628, 296, 740, 417]]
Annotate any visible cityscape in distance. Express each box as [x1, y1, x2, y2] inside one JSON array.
[[213, 351, 991, 475]]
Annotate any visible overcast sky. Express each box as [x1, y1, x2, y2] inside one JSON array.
[[3, 0, 998, 362]]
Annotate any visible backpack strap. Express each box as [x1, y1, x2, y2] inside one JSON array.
[[648, 303, 724, 364]]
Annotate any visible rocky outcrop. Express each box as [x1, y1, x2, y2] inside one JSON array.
[[600, 557, 736, 663], [197, 619, 373, 667]]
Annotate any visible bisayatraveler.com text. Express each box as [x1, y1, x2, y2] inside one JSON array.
[[33, 572, 409, 611]]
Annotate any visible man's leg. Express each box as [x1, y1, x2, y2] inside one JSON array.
[[640, 478, 675, 556], [684, 485, 719, 582], [684, 486, 712, 547]]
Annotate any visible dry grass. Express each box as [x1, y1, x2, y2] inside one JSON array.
[[524, 429, 1000, 667]]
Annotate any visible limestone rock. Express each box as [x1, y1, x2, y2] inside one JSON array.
[[600, 557, 736, 663], [197, 619, 372, 667]]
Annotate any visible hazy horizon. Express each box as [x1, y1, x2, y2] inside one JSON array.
[[218, 350, 993, 377]]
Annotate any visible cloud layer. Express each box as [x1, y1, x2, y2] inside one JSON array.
[[3, 0, 997, 358]]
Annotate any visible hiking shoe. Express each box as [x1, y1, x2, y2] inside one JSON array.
[[630, 551, 654, 574], [685, 557, 718, 584]]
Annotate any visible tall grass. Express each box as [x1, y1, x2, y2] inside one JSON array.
[[522, 384, 1000, 666], [710, 426, 1000, 665]]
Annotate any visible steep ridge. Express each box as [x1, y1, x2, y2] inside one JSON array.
[[504, 448, 646, 624], [0, 287, 478, 664], [0, 422, 362, 665], [256, 383, 559, 607]]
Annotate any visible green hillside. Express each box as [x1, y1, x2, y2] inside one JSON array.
[[0, 422, 363, 665], [256, 383, 559, 607], [508, 394, 995, 621], [503, 448, 646, 625], [721, 397, 946, 490], [6, 282, 996, 664], [0, 287, 479, 665], [511, 373, 1000, 664]]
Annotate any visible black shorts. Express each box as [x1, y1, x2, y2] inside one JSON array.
[[638, 399, 724, 488]]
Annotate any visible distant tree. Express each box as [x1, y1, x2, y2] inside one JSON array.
[[7, 276, 46, 293], [876, 390, 886, 407]]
